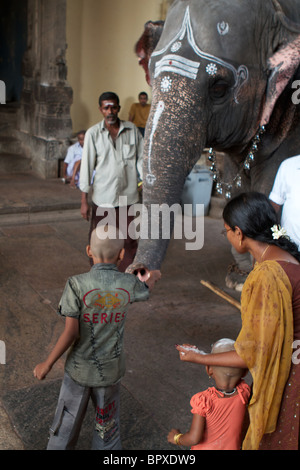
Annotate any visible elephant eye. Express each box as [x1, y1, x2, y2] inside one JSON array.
[[209, 80, 231, 100]]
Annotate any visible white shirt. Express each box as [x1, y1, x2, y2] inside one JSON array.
[[269, 155, 300, 249], [79, 120, 143, 207]]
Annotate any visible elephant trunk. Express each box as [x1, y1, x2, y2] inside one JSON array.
[[131, 82, 206, 271]]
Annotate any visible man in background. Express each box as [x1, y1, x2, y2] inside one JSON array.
[[79, 92, 144, 271], [269, 155, 300, 250], [128, 91, 150, 137]]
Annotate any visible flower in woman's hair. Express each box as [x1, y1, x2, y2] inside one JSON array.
[[271, 224, 290, 240]]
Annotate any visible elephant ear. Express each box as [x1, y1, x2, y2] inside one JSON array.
[[261, 35, 300, 126], [135, 21, 164, 85]]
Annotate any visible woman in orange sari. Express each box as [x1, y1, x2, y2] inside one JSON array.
[[177, 192, 300, 450]]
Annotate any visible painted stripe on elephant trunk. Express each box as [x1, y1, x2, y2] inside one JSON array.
[[146, 100, 165, 186]]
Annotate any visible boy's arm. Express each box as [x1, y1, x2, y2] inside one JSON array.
[[34, 317, 79, 380], [167, 414, 205, 447]]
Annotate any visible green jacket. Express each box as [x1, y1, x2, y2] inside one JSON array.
[[58, 263, 149, 387]]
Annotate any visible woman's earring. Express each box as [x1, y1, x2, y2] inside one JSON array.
[[239, 240, 242, 247]]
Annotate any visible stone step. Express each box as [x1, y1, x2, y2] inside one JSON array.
[[0, 135, 25, 156], [0, 173, 82, 226], [0, 103, 20, 129]]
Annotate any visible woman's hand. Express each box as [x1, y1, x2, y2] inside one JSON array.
[[176, 344, 207, 363], [176, 344, 248, 369]]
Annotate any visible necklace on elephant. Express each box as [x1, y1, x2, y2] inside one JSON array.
[[208, 125, 266, 199]]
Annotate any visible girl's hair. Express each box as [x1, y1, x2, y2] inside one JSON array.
[[223, 192, 300, 262]]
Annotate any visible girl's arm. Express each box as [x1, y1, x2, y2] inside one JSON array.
[[34, 317, 79, 380], [176, 345, 248, 369], [168, 414, 205, 447]]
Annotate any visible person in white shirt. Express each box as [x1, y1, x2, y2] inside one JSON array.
[[269, 155, 300, 250], [63, 130, 86, 187], [79, 92, 144, 271]]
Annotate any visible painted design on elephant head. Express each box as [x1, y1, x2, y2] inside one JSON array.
[[146, 6, 249, 186], [171, 41, 182, 53], [217, 21, 229, 36], [206, 63, 218, 76], [146, 100, 165, 186], [151, 6, 248, 103], [160, 76, 173, 92], [155, 54, 200, 81]]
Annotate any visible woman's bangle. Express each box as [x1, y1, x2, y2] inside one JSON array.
[[174, 433, 183, 445]]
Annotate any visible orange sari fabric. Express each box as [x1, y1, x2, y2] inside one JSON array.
[[235, 261, 294, 450]]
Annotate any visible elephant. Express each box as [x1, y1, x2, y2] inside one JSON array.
[[128, 0, 300, 280]]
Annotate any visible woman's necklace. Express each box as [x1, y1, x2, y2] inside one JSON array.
[[260, 244, 270, 262], [216, 387, 237, 396]]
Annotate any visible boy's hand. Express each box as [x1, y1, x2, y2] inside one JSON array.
[[167, 428, 181, 444], [146, 270, 161, 290], [33, 362, 52, 380], [126, 263, 161, 290]]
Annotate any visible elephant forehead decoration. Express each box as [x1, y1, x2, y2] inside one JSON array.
[[146, 6, 249, 187]]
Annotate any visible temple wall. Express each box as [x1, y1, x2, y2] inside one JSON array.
[[1, 0, 172, 178], [66, 0, 163, 131]]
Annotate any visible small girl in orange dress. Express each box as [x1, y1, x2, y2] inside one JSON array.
[[167, 339, 250, 450]]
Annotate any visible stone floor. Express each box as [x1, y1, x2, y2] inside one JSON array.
[[0, 172, 243, 451]]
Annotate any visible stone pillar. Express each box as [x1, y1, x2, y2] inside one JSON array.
[[19, 0, 73, 178]]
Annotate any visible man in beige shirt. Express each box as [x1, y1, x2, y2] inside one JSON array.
[[79, 92, 144, 271], [128, 92, 151, 137]]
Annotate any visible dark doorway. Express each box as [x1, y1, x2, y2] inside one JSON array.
[[0, 0, 27, 103]]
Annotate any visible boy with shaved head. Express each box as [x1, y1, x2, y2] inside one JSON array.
[[34, 226, 150, 450]]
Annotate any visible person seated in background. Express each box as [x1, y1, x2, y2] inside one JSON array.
[[128, 92, 150, 137]]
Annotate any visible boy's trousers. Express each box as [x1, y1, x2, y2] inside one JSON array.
[[47, 372, 122, 450]]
